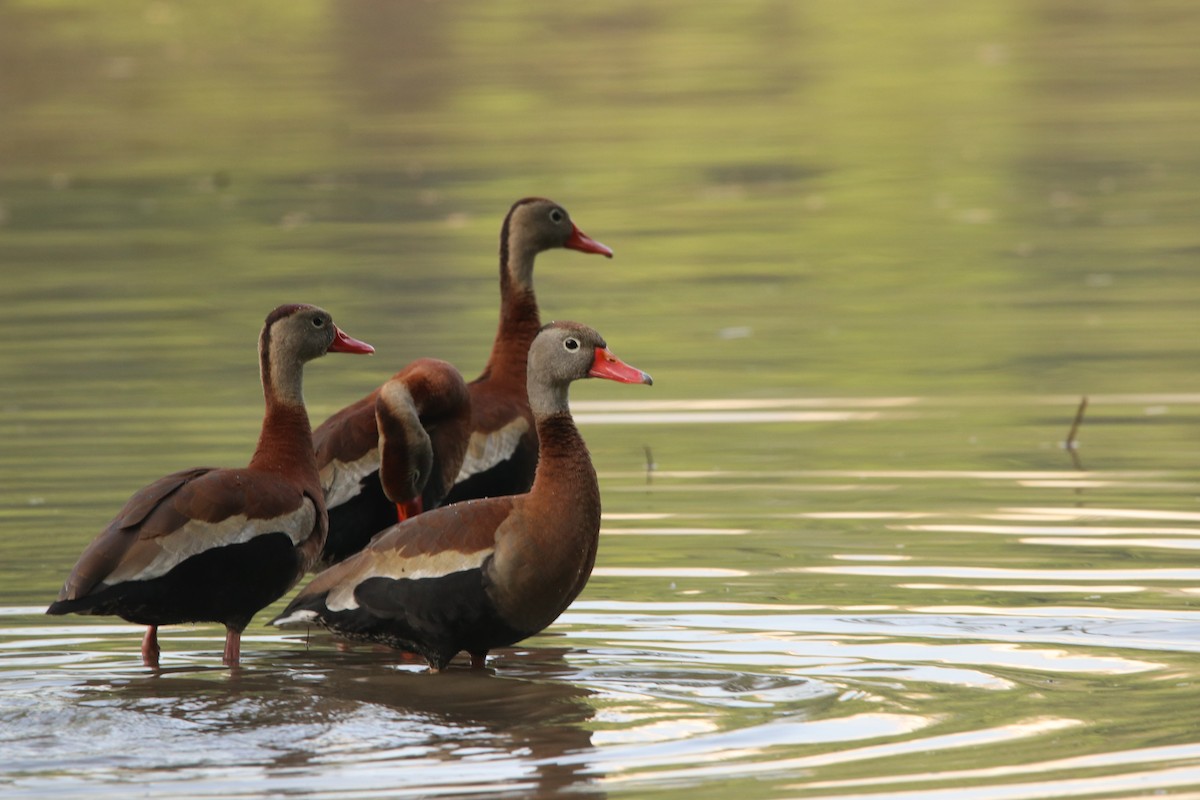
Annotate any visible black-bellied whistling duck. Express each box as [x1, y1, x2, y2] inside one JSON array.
[[312, 358, 471, 571], [440, 198, 613, 507], [272, 321, 651, 672], [46, 304, 374, 668]]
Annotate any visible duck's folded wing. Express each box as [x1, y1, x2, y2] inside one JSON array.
[[454, 419, 529, 482], [58, 467, 314, 600], [282, 498, 515, 620], [313, 391, 381, 502]]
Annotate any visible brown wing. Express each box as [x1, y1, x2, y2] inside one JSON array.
[[384, 496, 517, 558], [295, 495, 519, 604], [468, 377, 532, 439], [313, 389, 381, 475], [455, 381, 533, 482], [56, 467, 211, 600], [57, 466, 314, 601]]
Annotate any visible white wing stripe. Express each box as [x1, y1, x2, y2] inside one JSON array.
[[326, 548, 493, 612], [321, 451, 382, 507], [110, 501, 317, 584], [454, 419, 527, 483]]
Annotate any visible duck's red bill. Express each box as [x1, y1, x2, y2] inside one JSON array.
[[330, 327, 375, 355], [396, 498, 423, 522], [589, 347, 653, 385], [565, 224, 614, 258]]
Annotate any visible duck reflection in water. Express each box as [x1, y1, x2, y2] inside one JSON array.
[[73, 647, 604, 799]]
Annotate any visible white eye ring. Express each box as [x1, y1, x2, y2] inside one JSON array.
[[312, 316, 326, 327], [549, 208, 565, 224], [563, 337, 580, 352]]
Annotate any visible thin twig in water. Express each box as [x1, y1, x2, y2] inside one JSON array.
[[643, 446, 656, 485], [1064, 396, 1088, 472]]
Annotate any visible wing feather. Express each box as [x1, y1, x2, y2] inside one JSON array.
[[58, 467, 314, 600], [454, 420, 529, 482], [295, 497, 516, 613]]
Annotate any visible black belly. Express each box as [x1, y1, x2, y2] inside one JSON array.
[[321, 475, 399, 567], [48, 532, 301, 632], [441, 441, 538, 505], [296, 564, 529, 670]]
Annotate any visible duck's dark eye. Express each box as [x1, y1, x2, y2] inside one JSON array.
[[563, 337, 580, 352], [312, 315, 326, 328], [549, 208, 565, 224]]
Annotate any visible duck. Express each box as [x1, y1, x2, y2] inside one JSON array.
[[272, 321, 652, 672], [440, 198, 613, 507], [312, 357, 471, 571], [46, 304, 374, 668]]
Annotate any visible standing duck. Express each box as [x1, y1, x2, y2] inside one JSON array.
[[272, 321, 652, 672], [46, 304, 374, 667], [440, 198, 613, 506], [312, 358, 471, 570]]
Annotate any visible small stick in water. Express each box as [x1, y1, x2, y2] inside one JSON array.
[[644, 446, 656, 485], [1064, 396, 1088, 472]]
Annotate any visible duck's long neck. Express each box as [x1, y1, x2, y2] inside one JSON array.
[[528, 359, 597, 503], [249, 345, 320, 481], [250, 402, 318, 475], [480, 231, 540, 382], [528, 410, 601, 614], [529, 411, 598, 509]]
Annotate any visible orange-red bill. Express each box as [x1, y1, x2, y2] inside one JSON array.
[[565, 224, 613, 258], [396, 497, 423, 522], [589, 347, 653, 385], [330, 326, 375, 355]]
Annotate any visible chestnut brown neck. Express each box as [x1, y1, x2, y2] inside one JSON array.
[[249, 338, 320, 484], [479, 236, 541, 384], [527, 411, 601, 611], [249, 402, 319, 481], [529, 413, 597, 501]]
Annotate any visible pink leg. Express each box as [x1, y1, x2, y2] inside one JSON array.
[[141, 625, 161, 668], [222, 627, 241, 667]]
